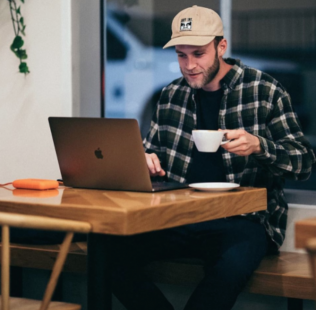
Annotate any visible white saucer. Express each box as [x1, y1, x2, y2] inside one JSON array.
[[189, 182, 240, 192]]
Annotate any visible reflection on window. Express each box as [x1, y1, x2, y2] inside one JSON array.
[[231, 8, 316, 190], [104, 1, 316, 190], [105, 5, 180, 137], [107, 28, 127, 60]]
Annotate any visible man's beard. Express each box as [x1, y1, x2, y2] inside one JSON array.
[[181, 54, 220, 89]]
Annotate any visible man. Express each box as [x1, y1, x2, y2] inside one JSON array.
[[111, 6, 315, 310]]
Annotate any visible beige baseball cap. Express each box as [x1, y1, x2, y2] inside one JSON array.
[[163, 5, 224, 49]]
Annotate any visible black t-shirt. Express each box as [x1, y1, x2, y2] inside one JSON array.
[[186, 88, 226, 183]]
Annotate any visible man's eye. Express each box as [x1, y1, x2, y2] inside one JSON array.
[[195, 53, 203, 57]]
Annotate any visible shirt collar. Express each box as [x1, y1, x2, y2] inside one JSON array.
[[221, 58, 244, 90]]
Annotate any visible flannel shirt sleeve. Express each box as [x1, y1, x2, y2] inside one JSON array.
[[253, 92, 316, 180], [143, 96, 164, 161]]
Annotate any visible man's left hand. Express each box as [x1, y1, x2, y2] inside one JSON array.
[[220, 129, 263, 156]]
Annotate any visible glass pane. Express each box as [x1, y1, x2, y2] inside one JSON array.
[[105, 0, 219, 138], [231, 1, 316, 190], [104, 0, 316, 190]]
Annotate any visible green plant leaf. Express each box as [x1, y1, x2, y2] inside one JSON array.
[[15, 49, 27, 59], [19, 62, 30, 74], [12, 50, 20, 58], [10, 35, 24, 50], [9, 0, 29, 75], [21, 25, 26, 36]]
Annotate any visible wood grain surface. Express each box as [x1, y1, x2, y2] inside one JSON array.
[[296, 217, 316, 248], [0, 186, 267, 235]]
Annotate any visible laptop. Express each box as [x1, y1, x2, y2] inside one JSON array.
[[48, 117, 188, 192]]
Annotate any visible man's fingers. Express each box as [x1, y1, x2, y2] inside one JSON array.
[[223, 129, 240, 141], [152, 155, 162, 172], [145, 153, 166, 176], [145, 154, 157, 174], [220, 130, 261, 156], [158, 169, 166, 177]]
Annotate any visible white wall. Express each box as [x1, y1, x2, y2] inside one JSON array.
[[0, 0, 72, 182], [0, 0, 102, 183]]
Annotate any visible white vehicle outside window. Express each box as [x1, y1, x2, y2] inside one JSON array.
[[105, 8, 301, 139]]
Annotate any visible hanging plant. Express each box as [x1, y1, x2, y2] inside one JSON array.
[[8, 0, 30, 74]]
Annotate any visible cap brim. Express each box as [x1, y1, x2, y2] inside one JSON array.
[[163, 35, 216, 49]]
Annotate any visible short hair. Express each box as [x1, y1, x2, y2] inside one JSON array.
[[213, 36, 224, 49]]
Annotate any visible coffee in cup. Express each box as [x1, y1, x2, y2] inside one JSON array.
[[192, 130, 229, 152]]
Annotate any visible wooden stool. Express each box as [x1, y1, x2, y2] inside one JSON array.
[[0, 212, 91, 310]]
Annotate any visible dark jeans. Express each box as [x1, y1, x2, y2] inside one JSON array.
[[110, 217, 269, 310]]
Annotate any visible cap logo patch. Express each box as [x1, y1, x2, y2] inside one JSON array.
[[180, 18, 192, 31]]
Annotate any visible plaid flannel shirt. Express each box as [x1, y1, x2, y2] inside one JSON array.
[[144, 58, 316, 249]]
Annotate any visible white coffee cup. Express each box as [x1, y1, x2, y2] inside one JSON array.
[[192, 130, 229, 152]]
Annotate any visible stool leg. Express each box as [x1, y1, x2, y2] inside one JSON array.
[[40, 232, 74, 310], [287, 298, 303, 310], [1, 225, 10, 310]]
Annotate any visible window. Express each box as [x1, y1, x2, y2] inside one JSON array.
[[231, 5, 316, 190], [103, 0, 316, 190]]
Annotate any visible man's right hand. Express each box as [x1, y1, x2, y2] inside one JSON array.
[[145, 153, 166, 177]]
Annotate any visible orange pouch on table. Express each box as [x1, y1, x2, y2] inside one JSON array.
[[12, 179, 59, 190]]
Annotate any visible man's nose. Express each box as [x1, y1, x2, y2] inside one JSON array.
[[185, 56, 196, 71]]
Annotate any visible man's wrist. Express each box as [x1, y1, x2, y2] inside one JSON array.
[[253, 136, 264, 154]]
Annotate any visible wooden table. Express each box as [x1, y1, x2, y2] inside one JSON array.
[[0, 186, 267, 309], [296, 217, 316, 248]]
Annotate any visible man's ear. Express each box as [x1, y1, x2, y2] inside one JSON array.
[[217, 39, 228, 57]]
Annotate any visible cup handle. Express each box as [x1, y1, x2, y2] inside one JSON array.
[[221, 140, 231, 145], [220, 131, 230, 145]]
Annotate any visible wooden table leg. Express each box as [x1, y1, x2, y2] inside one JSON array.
[[88, 233, 112, 310]]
